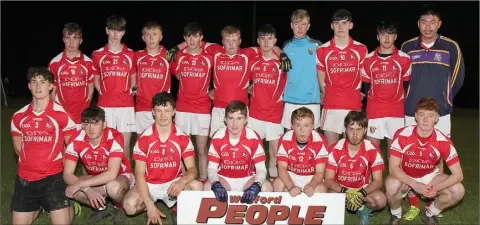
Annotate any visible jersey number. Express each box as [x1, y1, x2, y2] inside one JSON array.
[[232, 152, 236, 158], [299, 156, 304, 162], [113, 59, 118, 64], [382, 65, 387, 71], [340, 55, 345, 61]]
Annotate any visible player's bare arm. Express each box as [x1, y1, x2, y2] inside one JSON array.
[[134, 160, 166, 224], [431, 162, 463, 193], [94, 75, 102, 94], [167, 155, 198, 197], [324, 167, 343, 193], [12, 136, 21, 156], [63, 155, 80, 185], [364, 170, 383, 194], [278, 161, 302, 196], [304, 163, 326, 195], [87, 83, 94, 101], [389, 155, 429, 195]]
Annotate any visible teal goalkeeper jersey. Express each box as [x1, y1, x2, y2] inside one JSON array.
[[282, 36, 322, 104]]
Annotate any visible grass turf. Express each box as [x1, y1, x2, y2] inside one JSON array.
[[1, 104, 478, 224]]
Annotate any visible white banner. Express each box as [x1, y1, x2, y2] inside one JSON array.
[[177, 191, 345, 224]]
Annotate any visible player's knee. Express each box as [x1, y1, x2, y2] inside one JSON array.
[[385, 176, 402, 196], [261, 181, 273, 192], [373, 192, 387, 208], [314, 183, 327, 193], [188, 180, 203, 191], [449, 182, 465, 202], [122, 195, 139, 215], [106, 180, 126, 198], [272, 178, 285, 192]]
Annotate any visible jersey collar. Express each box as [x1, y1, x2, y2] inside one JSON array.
[[413, 34, 441, 49], [290, 130, 313, 149], [28, 99, 54, 116], [152, 123, 177, 143], [104, 43, 126, 54], [62, 50, 83, 62], [374, 46, 399, 57], [329, 37, 354, 48], [226, 127, 247, 141], [341, 138, 366, 157]]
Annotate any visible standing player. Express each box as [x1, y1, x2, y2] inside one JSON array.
[[281, 9, 323, 131], [63, 106, 134, 224], [10, 67, 77, 225], [361, 21, 412, 150], [386, 98, 464, 225], [135, 21, 171, 135], [92, 14, 136, 158], [122, 92, 203, 225], [325, 111, 386, 225], [273, 107, 328, 196], [169, 23, 213, 181], [247, 24, 287, 179], [316, 9, 368, 146], [401, 8, 464, 138], [48, 22, 94, 130], [205, 100, 273, 204]]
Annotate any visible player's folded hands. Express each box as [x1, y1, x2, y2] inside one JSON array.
[[279, 53, 292, 72], [303, 184, 315, 197], [288, 186, 302, 197], [65, 184, 81, 198], [211, 181, 228, 202], [84, 188, 106, 209]]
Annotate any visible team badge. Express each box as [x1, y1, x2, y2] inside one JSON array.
[[201, 60, 206, 66], [123, 59, 128, 65], [46, 123, 51, 129], [429, 152, 435, 159], [308, 48, 313, 55], [350, 54, 355, 60], [272, 67, 277, 73], [170, 148, 175, 154], [242, 152, 247, 158], [434, 53, 442, 62], [160, 62, 164, 67], [369, 126, 377, 134], [392, 66, 397, 71]]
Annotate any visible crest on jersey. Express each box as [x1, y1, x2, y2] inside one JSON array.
[[350, 54, 355, 60], [434, 53, 442, 62], [123, 59, 128, 65], [429, 152, 435, 159], [272, 67, 277, 73], [369, 126, 377, 134], [170, 148, 175, 154], [46, 123, 51, 129], [392, 66, 397, 71], [242, 152, 247, 158], [308, 48, 313, 55], [359, 163, 364, 168], [160, 62, 164, 67], [201, 60, 206, 66]]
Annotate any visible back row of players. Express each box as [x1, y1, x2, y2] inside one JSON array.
[[11, 7, 464, 225]]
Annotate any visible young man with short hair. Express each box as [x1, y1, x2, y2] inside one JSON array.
[[48, 22, 94, 130], [361, 21, 412, 150], [316, 9, 368, 147], [135, 21, 171, 135], [92, 14, 136, 159], [386, 98, 464, 225], [273, 107, 328, 197], [205, 100, 273, 204], [325, 111, 386, 225], [247, 24, 287, 179], [281, 9, 323, 131], [123, 92, 203, 225], [10, 67, 77, 225], [63, 106, 134, 224]]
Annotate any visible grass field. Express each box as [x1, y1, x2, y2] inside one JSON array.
[[1, 103, 478, 225]]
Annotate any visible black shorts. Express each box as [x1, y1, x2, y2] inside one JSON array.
[[11, 173, 71, 212]]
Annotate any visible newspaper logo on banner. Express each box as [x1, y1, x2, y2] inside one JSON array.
[[177, 191, 345, 224]]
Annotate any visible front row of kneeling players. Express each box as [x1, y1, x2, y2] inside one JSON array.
[[65, 91, 463, 225]]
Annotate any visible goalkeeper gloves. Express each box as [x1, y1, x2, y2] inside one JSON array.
[[166, 46, 180, 63], [342, 187, 366, 212], [211, 181, 228, 202], [279, 53, 292, 72], [241, 182, 262, 204]]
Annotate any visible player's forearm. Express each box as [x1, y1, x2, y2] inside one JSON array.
[[364, 179, 382, 194], [94, 76, 102, 94], [50, 86, 57, 101], [435, 173, 463, 191], [278, 166, 295, 190], [64, 173, 80, 186], [317, 71, 326, 87], [87, 83, 94, 101], [12, 136, 22, 156], [182, 167, 198, 184], [77, 169, 118, 188], [207, 162, 220, 183], [325, 178, 343, 193], [130, 75, 136, 88], [254, 162, 267, 184], [308, 172, 324, 188], [390, 167, 416, 187], [136, 175, 156, 209]]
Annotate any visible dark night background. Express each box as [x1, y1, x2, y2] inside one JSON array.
[[1, 1, 478, 109]]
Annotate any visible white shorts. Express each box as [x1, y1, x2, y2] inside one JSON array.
[[367, 117, 405, 140], [287, 171, 313, 190], [281, 103, 321, 129], [174, 111, 211, 136], [120, 173, 136, 189], [136, 111, 154, 134], [402, 168, 440, 198], [320, 109, 352, 134], [210, 107, 226, 137], [101, 107, 136, 133], [405, 114, 451, 137], [219, 175, 254, 192], [247, 117, 284, 141], [147, 177, 181, 208]]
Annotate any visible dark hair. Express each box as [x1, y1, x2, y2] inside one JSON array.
[[344, 111, 368, 129], [106, 14, 127, 31], [151, 92, 176, 109], [377, 21, 397, 35], [27, 67, 53, 83], [183, 22, 203, 36], [142, 21, 162, 33], [81, 106, 106, 123], [62, 22, 82, 38], [415, 97, 439, 113], [257, 24, 276, 38], [332, 9, 352, 22], [225, 100, 248, 118], [419, 5, 441, 21]]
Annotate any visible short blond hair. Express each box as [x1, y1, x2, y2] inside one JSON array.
[[221, 25, 241, 38], [291, 9, 310, 22], [291, 107, 314, 123]]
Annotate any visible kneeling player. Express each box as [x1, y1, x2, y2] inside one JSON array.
[[386, 98, 464, 225], [273, 107, 328, 197], [325, 111, 386, 225], [63, 106, 134, 224], [204, 100, 273, 204], [122, 92, 202, 225]]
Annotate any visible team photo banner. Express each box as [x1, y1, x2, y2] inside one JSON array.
[[178, 191, 345, 224]]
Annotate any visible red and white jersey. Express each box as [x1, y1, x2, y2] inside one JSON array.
[[135, 47, 171, 112], [390, 126, 460, 178], [327, 139, 384, 189], [48, 51, 94, 124], [203, 43, 260, 108], [171, 49, 213, 114], [316, 38, 368, 110], [361, 47, 412, 118], [277, 130, 329, 176], [248, 54, 287, 123], [92, 44, 136, 107], [65, 127, 132, 175], [208, 127, 266, 178], [11, 100, 77, 181], [132, 124, 195, 184]]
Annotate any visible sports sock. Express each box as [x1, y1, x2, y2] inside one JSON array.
[[390, 207, 402, 219], [407, 194, 420, 208], [426, 202, 442, 217]]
